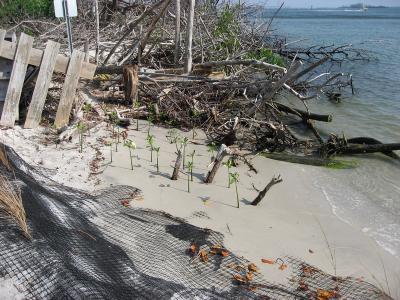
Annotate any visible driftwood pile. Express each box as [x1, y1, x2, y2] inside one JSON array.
[[3, 0, 399, 160]]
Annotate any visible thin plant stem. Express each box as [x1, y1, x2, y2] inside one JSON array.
[[235, 181, 239, 208], [187, 174, 190, 193], [117, 127, 120, 143], [150, 149, 153, 162], [136, 119, 139, 131], [183, 146, 186, 169], [110, 144, 113, 162], [156, 153, 159, 172], [129, 148, 133, 170], [228, 167, 231, 188]]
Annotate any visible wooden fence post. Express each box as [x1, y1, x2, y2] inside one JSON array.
[[123, 65, 138, 105], [24, 41, 60, 128], [54, 50, 85, 128], [0, 33, 34, 127], [184, 0, 195, 74]]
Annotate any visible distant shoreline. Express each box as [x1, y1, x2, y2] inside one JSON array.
[[340, 5, 388, 9]]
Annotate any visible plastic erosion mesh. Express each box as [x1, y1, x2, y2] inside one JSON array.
[[0, 143, 392, 299]]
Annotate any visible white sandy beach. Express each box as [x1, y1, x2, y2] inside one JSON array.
[[1, 121, 399, 297], [98, 121, 400, 295]]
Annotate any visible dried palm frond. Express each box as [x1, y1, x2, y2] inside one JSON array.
[[0, 174, 31, 239]]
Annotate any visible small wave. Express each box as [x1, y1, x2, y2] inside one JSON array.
[[343, 9, 364, 12]]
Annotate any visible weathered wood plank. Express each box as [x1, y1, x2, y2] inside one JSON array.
[[0, 33, 34, 127], [24, 41, 60, 129], [0, 29, 6, 47], [54, 50, 85, 128], [0, 29, 6, 114], [0, 38, 96, 79]]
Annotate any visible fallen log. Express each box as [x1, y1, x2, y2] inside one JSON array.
[[339, 143, 400, 156], [289, 56, 330, 84], [262, 152, 357, 169], [347, 137, 399, 159], [251, 175, 283, 206], [275, 102, 332, 122], [247, 61, 301, 115], [195, 59, 286, 72]]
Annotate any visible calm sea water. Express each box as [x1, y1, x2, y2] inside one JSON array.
[[266, 8, 400, 259]]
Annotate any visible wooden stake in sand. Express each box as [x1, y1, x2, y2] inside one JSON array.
[[184, 0, 195, 73], [205, 144, 231, 184], [171, 149, 183, 180], [123, 65, 138, 105]]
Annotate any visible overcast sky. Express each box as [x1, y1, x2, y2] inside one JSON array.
[[264, 0, 400, 8]]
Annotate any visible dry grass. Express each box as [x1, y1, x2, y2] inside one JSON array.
[[0, 145, 30, 239], [0, 145, 12, 171], [0, 174, 31, 239]]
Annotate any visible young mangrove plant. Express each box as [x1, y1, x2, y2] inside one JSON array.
[[76, 121, 86, 153], [166, 129, 179, 144], [192, 127, 197, 140], [229, 172, 240, 208], [222, 157, 234, 188], [187, 162, 194, 190], [82, 103, 93, 116], [105, 141, 113, 163], [146, 134, 155, 162], [147, 116, 153, 136], [110, 111, 119, 152], [121, 130, 128, 142], [154, 146, 160, 172], [188, 150, 195, 181], [181, 137, 189, 169], [124, 139, 137, 170], [207, 142, 217, 161]]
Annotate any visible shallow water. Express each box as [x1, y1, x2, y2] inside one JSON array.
[[265, 8, 400, 259]]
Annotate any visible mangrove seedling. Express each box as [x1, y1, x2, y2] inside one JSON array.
[[222, 157, 234, 188], [188, 150, 195, 181], [121, 130, 128, 142], [187, 161, 194, 185], [83, 103, 93, 115], [229, 172, 240, 208], [124, 139, 137, 170], [166, 129, 179, 144], [192, 127, 198, 140], [110, 111, 119, 152], [136, 119, 139, 131], [147, 116, 153, 136], [207, 142, 217, 161], [146, 134, 155, 162], [105, 141, 113, 163], [76, 121, 86, 153], [181, 137, 189, 169], [154, 146, 160, 172]]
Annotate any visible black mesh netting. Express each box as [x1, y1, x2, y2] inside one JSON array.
[[0, 144, 392, 299]]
